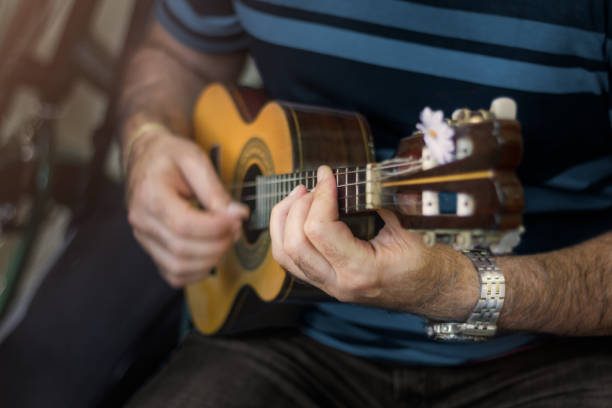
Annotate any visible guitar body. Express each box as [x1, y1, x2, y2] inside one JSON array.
[[187, 84, 375, 334]]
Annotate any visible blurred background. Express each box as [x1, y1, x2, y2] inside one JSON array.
[[1, 0, 153, 340], [0, 1, 259, 406]]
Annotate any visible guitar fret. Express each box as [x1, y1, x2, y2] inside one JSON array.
[[355, 167, 361, 212], [308, 170, 311, 190], [342, 168, 348, 215], [354, 166, 358, 212], [312, 169, 316, 191], [266, 175, 270, 221], [359, 166, 366, 211]]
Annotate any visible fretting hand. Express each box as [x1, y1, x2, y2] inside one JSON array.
[[269, 165, 478, 321]]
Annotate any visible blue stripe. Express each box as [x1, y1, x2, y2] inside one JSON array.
[[304, 306, 537, 365], [547, 155, 612, 191], [524, 187, 612, 213], [165, 0, 243, 36], [315, 303, 427, 333], [235, 2, 607, 95], [257, 0, 606, 62], [156, 1, 249, 52]]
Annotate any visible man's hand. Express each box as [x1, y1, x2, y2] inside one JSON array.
[[270, 165, 478, 322], [125, 128, 248, 288]]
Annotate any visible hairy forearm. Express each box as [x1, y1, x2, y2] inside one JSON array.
[[116, 24, 245, 143], [117, 44, 205, 141], [496, 231, 612, 335]]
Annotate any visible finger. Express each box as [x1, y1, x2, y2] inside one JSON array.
[[270, 184, 307, 252], [177, 145, 248, 218], [134, 231, 220, 287], [135, 218, 235, 261], [306, 166, 373, 270], [135, 230, 224, 274], [141, 183, 242, 240], [284, 191, 335, 286], [310, 165, 338, 221], [270, 185, 308, 275]]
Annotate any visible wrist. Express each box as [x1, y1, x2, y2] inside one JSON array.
[[427, 248, 505, 341], [417, 245, 479, 322], [451, 248, 481, 321], [122, 119, 169, 176]]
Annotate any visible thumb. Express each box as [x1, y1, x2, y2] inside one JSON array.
[[310, 165, 339, 222], [177, 146, 249, 218]]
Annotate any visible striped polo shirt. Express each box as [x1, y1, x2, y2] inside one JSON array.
[[157, 0, 612, 365]]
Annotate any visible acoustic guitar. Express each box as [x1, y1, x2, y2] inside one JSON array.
[[187, 83, 523, 335]]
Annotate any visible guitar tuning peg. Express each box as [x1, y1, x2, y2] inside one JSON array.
[[454, 232, 474, 250], [489, 97, 517, 120], [452, 108, 470, 121], [422, 231, 437, 247]]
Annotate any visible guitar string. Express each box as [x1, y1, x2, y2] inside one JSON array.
[[237, 179, 395, 197], [238, 191, 420, 202], [235, 171, 432, 202], [226, 167, 421, 190], [225, 160, 423, 190], [250, 200, 428, 217], [250, 200, 428, 215]]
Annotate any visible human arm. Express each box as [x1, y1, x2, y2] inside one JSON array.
[[270, 165, 612, 336], [118, 22, 248, 287]]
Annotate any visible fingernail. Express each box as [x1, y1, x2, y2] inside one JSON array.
[[227, 202, 249, 217], [289, 185, 301, 196], [316, 165, 330, 184], [317, 166, 324, 182]]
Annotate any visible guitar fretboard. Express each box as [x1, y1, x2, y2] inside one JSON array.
[[249, 166, 369, 230]]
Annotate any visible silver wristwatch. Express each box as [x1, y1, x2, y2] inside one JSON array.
[[427, 248, 505, 341]]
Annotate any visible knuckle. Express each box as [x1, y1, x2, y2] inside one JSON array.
[[208, 219, 229, 237], [164, 257, 185, 277], [168, 215, 191, 237], [300, 264, 319, 282], [139, 182, 157, 206], [271, 243, 283, 262], [283, 235, 303, 259], [167, 239, 189, 258], [304, 219, 323, 240], [271, 201, 285, 219]]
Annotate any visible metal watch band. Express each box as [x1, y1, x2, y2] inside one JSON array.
[[427, 248, 505, 341]]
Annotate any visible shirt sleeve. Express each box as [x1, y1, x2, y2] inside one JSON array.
[[155, 0, 249, 53]]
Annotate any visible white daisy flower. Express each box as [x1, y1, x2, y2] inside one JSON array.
[[416, 107, 455, 164]]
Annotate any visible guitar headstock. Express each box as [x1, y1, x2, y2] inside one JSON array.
[[367, 98, 524, 254]]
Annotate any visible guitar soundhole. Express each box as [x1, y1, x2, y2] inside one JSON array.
[[241, 164, 262, 244]]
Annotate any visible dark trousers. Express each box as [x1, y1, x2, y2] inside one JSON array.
[[0, 183, 184, 407], [127, 329, 612, 408]]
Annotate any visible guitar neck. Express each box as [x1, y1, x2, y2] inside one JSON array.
[[248, 165, 373, 230]]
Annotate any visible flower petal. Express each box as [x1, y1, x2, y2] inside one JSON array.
[[431, 110, 444, 124]]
